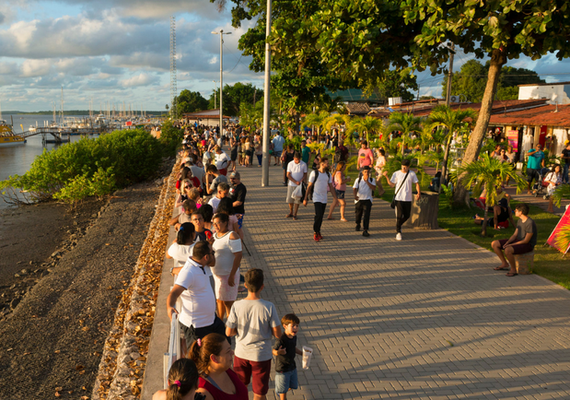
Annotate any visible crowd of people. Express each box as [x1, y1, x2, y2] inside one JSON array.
[[156, 124, 308, 400], [155, 122, 549, 399]]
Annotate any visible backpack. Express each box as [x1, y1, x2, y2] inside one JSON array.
[[307, 170, 330, 200]]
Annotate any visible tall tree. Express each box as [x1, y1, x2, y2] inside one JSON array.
[[402, 0, 570, 203], [175, 90, 209, 114], [208, 82, 262, 117], [441, 60, 545, 102]]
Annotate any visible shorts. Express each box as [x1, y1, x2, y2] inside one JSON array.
[[275, 369, 298, 394], [274, 150, 282, 159], [286, 185, 302, 204], [237, 214, 244, 229], [179, 315, 227, 347], [213, 269, 240, 301], [219, 168, 227, 176], [335, 189, 345, 199], [231, 151, 238, 161], [497, 239, 534, 255], [526, 168, 540, 182], [233, 356, 272, 395]]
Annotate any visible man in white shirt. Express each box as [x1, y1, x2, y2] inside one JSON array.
[[353, 166, 376, 237], [166, 241, 227, 348], [303, 157, 337, 241], [285, 152, 307, 220], [383, 158, 421, 241]]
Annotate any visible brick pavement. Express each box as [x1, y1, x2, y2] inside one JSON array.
[[236, 164, 570, 400]]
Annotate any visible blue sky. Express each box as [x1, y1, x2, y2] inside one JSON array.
[[1, 0, 569, 113]]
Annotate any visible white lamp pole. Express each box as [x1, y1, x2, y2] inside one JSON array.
[[212, 30, 232, 135], [261, 0, 272, 187], [213, 80, 217, 109]]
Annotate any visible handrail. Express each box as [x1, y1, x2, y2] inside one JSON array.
[[163, 309, 181, 388]]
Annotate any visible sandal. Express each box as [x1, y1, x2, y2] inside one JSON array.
[[493, 266, 509, 271], [340, 218, 348, 222], [327, 216, 335, 220], [293, 215, 298, 220], [506, 272, 518, 277], [285, 213, 293, 218]]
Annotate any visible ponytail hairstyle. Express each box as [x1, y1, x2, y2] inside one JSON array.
[[188, 333, 227, 375], [177, 223, 196, 245], [166, 358, 199, 400]]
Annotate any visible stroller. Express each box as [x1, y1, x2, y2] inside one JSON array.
[[532, 167, 550, 198]]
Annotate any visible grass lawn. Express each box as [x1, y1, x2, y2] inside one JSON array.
[[344, 164, 570, 290]]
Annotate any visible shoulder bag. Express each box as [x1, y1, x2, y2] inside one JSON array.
[[390, 170, 410, 209]]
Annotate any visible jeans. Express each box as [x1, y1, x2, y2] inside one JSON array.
[[313, 202, 327, 233], [395, 200, 412, 233], [355, 199, 372, 231], [257, 154, 263, 166]]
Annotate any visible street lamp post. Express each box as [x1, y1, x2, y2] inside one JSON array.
[[213, 80, 217, 109], [261, 0, 272, 187], [212, 30, 232, 135]]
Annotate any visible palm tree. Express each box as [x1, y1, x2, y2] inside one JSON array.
[[386, 112, 422, 156], [301, 111, 330, 138], [454, 154, 526, 236], [324, 114, 352, 146], [349, 116, 384, 144], [429, 106, 477, 189]]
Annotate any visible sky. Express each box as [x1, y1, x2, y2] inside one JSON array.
[[1, 0, 569, 113]]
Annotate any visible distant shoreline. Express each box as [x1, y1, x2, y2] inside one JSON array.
[[3, 110, 167, 116]]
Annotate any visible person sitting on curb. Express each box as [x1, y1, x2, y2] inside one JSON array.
[[491, 203, 537, 277], [473, 188, 513, 229]]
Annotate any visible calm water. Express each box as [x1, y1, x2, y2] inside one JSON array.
[[0, 114, 95, 209]]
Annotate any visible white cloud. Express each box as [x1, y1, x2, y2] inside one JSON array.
[[119, 72, 158, 87]]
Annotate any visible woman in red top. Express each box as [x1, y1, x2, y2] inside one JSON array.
[[189, 333, 248, 400]]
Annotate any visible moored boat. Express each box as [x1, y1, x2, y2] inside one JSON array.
[[0, 120, 26, 146]]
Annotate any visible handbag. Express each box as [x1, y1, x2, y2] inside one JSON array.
[[390, 170, 410, 209]]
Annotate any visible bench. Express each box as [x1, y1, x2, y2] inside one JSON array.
[[514, 251, 534, 275]]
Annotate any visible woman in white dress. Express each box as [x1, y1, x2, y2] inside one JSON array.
[[211, 213, 242, 320], [544, 164, 562, 212]]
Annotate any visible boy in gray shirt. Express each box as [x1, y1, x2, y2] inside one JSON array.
[[491, 203, 537, 277], [226, 269, 281, 400]]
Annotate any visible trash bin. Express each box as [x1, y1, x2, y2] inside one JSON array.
[[405, 191, 439, 229]]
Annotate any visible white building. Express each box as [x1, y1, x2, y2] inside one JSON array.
[[518, 81, 570, 105]]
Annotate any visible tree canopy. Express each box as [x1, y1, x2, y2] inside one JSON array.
[[208, 82, 262, 117], [441, 60, 545, 102], [175, 90, 209, 115]]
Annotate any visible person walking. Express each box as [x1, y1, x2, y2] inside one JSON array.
[[383, 158, 421, 241], [303, 157, 337, 241], [285, 152, 307, 220], [357, 140, 374, 170], [272, 131, 285, 166], [353, 166, 376, 237], [327, 161, 350, 222]]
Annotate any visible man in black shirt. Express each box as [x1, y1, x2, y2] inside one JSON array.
[[560, 141, 570, 184], [229, 171, 247, 228]]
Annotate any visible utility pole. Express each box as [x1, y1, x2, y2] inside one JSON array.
[[445, 43, 455, 107], [261, 0, 272, 187], [212, 30, 232, 133]]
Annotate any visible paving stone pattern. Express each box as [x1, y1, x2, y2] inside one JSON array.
[[236, 165, 570, 400]]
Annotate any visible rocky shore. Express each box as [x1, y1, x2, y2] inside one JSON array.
[[0, 179, 165, 399]]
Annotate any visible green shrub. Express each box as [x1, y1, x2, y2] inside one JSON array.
[[1, 129, 163, 204], [159, 120, 184, 155]]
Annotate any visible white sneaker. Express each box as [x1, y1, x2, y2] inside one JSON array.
[[396, 233, 402, 241]]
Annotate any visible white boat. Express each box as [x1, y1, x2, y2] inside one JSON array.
[[0, 120, 26, 146]]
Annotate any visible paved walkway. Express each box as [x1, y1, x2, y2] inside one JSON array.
[[236, 164, 570, 399]]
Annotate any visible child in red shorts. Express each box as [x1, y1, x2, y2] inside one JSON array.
[[226, 269, 281, 400]]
